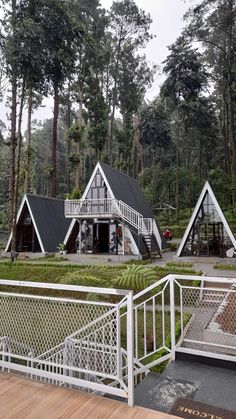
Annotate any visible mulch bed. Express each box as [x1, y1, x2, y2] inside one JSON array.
[[216, 291, 236, 334]]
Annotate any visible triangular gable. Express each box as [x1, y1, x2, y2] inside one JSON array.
[[177, 181, 236, 257], [81, 162, 115, 202], [5, 195, 45, 252]]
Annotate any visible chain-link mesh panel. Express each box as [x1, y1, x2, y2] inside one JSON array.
[[181, 286, 236, 355], [67, 310, 118, 376], [0, 293, 110, 357], [35, 309, 118, 377]]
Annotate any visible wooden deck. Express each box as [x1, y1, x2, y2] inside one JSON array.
[[0, 373, 177, 418]]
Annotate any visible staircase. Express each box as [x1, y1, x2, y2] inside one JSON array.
[[141, 233, 161, 260]]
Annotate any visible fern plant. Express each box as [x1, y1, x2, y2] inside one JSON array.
[[112, 265, 157, 292], [59, 271, 107, 287], [59, 271, 109, 301]]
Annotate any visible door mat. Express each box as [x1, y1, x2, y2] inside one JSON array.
[[169, 397, 236, 419]]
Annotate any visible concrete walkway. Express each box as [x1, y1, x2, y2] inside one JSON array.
[[153, 251, 236, 278]]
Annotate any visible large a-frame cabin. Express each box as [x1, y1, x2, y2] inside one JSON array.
[[64, 162, 165, 259]]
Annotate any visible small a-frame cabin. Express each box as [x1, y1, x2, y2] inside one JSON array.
[[6, 194, 71, 253], [64, 162, 165, 258], [177, 181, 236, 258]]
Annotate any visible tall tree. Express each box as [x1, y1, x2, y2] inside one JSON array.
[[116, 46, 155, 173], [41, 0, 76, 197], [2, 0, 21, 253], [68, 0, 104, 189], [184, 0, 236, 202], [161, 36, 208, 222], [107, 0, 153, 164]]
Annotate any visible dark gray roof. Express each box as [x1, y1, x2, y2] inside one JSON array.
[[100, 162, 166, 248], [100, 162, 153, 218], [26, 194, 71, 252]]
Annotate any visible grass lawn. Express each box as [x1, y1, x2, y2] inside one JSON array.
[[0, 260, 201, 304], [213, 262, 236, 271], [0, 259, 201, 284]]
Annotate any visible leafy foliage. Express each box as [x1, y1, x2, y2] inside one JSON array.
[[0, 0, 236, 234], [112, 265, 157, 292]]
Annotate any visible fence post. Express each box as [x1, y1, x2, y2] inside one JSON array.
[[127, 291, 134, 407], [117, 305, 122, 380], [170, 276, 176, 361]]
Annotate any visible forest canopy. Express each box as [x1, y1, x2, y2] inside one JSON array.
[[0, 0, 235, 247]]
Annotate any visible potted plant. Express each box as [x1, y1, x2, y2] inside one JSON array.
[[58, 243, 67, 255]]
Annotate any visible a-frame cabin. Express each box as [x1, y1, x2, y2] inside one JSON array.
[[64, 162, 165, 258], [6, 194, 71, 253], [177, 181, 236, 258]]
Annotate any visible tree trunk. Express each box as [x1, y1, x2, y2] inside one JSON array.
[[175, 106, 180, 224], [9, 0, 17, 228], [199, 139, 203, 184], [24, 81, 33, 193], [226, 0, 236, 206], [11, 76, 26, 253], [51, 84, 59, 197], [221, 90, 230, 175], [75, 86, 83, 190], [107, 33, 122, 165], [9, 77, 17, 229], [66, 79, 71, 194], [187, 138, 192, 211]]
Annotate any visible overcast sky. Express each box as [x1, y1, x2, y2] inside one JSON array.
[[0, 0, 196, 132]]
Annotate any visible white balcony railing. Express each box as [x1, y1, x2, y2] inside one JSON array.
[[65, 198, 118, 218], [65, 198, 154, 235]]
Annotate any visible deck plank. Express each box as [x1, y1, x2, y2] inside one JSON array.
[[0, 373, 177, 419]]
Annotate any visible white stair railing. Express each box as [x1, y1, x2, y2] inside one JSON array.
[[116, 200, 142, 231]]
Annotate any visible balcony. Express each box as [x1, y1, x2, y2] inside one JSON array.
[[65, 198, 119, 219], [65, 199, 154, 236]]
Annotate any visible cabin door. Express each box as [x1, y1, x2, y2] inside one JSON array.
[[93, 223, 109, 253]]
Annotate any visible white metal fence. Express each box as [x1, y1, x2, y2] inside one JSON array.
[[0, 275, 236, 406], [172, 275, 236, 362], [0, 280, 134, 405]]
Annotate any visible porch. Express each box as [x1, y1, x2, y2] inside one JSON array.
[[0, 275, 235, 414], [0, 372, 175, 418], [64, 198, 158, 258]]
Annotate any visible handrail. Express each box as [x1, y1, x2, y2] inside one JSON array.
[[0, 279, 130, 297]]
